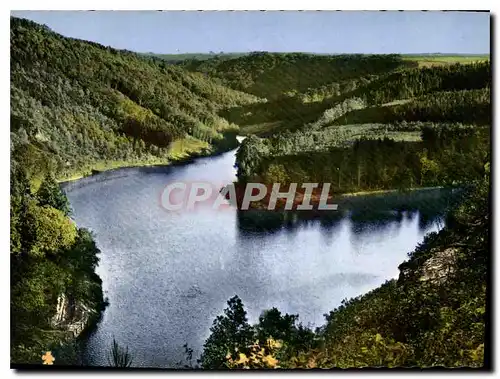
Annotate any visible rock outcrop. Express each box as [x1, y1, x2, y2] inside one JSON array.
[[419, 248, 457, 284], [50, 293, 98, 339]]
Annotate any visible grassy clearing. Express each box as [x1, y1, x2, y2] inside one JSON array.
[[239, 121, 285, 136], [168, 137, 210, 160], [255, 123, 422, 159], [331, 105, 392, 125], [403, 55, 490, 68], [57, 158, 171, 183], [380, 99, 413, 107], [328, 124, 422, 143]]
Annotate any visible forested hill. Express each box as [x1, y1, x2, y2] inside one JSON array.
[[180, 52, 416, 99], [10, 17, 259, 184], [234, 60, 491, 195], [141, 52, 250, 64]]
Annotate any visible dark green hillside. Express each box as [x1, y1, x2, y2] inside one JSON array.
[[10, 17, 259, 184], [347, 62, 490, 106], [182, 52, 414, 99], [334, 88, 491, 126], [234, 57, 491, 195], [141, 52, 249, 63]]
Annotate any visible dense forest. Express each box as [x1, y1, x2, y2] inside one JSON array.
[[181, 54, 489, 137], [10, 165, 105, 364], [10, 16, 490, 368], [10, 16, 260, 185], [234, 61, 491, 197], [181, 52, 416, 99], [236, 123, 489, 194]]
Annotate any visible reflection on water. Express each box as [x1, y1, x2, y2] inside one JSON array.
[[63, 149, 461, 368], [236, 188, 457, 240]]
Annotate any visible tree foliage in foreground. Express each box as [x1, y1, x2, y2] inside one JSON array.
[[10, 164, 104, 364], [200, 296, 316, 369]]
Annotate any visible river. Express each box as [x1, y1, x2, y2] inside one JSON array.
[[62, 147, 458, 368]]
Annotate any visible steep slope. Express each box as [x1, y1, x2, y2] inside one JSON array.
[[10, 168, 106, 364], [10, 17, 260, 183], [291, 171, 489, 368], [221, 60, 490, 136]]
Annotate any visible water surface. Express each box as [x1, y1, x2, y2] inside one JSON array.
[[63, 149, 456, 368]]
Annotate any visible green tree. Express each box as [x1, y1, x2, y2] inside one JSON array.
[[24, 199, 77, 257], [263, 163, 289, 184], [419, 150, 439, 185], [37, 174, 71, 215], [200, 296, 254, 369]]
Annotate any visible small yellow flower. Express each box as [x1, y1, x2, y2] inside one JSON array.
[[42, 351, 55, 365], [267, 338, 282, 349], [262, 354, 279, 368], [235, 353, 249, 365]]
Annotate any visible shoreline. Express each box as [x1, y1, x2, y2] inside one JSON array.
[[58, 159, 173, 184], [224, 182, 449, 211], [339, 185, 445, 198], [58, 142, 242, 185]]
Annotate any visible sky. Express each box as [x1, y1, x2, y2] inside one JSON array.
[[10, 11, 490, 54]]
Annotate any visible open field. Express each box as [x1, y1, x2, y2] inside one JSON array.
[[402, 54, 490, 67]]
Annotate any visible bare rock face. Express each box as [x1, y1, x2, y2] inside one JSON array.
[[419, 248, 457, 284], [50, 293, 97, 339]]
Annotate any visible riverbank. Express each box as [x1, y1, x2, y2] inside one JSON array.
[[223, 182, 447, 211], [339, 185, 444, 197], [58, 158, 173, 184], [58, 135, 243, 184]]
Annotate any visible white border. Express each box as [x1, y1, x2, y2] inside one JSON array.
[[4, 1, 496, 11], [2, 2, 497, 378]]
